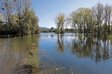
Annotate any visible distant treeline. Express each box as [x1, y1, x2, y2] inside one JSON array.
[[40, 27, 75, 33], [55, 2, 112, 35], [0, 0, 39, 36]]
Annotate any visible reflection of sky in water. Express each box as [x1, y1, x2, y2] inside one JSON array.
[[39, 33, 112, 74], [0, 34, 112, 74]]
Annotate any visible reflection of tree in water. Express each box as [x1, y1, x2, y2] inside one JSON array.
[[57, 34, 64, 53], [71, 36, 111, 63], [101, 38, 110, 60]]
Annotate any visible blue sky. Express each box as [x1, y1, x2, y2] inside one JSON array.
[[32, 0, 112, 28]]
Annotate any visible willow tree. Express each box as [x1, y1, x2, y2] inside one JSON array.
[[103, 4, 112, 33], [0, 0, 39, 35], [71, 9, 84, 33], [27, 9, 39, 34], [71, 8, 96, 34], [83, 8, 96, 34], [0, 0, 14, 34], [92, 2, 104, 34], [55, 13, 65, 34], [14, 0, 32, 35]]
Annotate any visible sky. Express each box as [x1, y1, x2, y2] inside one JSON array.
[[32, 0, 112, 28]]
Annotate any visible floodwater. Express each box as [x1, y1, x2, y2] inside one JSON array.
[[0, 33, 112, 74]]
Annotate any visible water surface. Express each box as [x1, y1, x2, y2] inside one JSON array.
[[0, 33, 112, 74], [39, 33, 112, 74]]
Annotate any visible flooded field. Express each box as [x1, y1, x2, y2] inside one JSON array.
[[0, 33, 112, 74]]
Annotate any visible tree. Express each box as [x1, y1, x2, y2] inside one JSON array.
[[92, 2, 104, 34], [71, 9, 83, 33], [83, 8, 96, 33], [55, 13, 65, 34], [0, 0, 39, 36], [71, 8, 96, 34], [103, 4, 112, 33], [14, 0, 32, 35], [27, 9, 39, 34], [1, 0, 14, 33]]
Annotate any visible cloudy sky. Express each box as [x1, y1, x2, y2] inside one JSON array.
[[32, 0, 112, 28]]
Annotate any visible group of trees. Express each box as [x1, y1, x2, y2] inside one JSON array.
[[0, 0, 39, 36], [55, 3, 112, 35]]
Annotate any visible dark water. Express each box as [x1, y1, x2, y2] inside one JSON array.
[[0, 33, 112, 74]]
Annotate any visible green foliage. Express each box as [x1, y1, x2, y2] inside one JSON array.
[[0, 0, 39, 36], [69, 2, 112, 35], [55, 13, 65, 34], [71, 8, 96, 33]]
